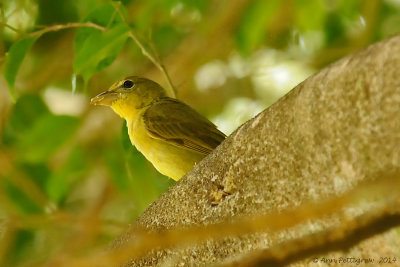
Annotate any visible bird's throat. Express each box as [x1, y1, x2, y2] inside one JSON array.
[[111, 100, 141, 122]]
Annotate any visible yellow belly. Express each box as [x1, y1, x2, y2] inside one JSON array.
[[127, 117, 205, 181]]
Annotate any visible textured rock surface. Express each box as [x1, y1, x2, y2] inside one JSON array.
[[111, 35, 400, 266]]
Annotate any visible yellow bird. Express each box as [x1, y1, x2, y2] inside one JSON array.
[[91, 76, 226, 181]]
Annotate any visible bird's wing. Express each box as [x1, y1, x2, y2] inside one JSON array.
[[143, 98, 226, 155]]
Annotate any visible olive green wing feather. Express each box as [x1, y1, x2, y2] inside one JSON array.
[[143, 98, 226, 155]]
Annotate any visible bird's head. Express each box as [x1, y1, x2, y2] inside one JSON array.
[[91, 76, 167, 119]]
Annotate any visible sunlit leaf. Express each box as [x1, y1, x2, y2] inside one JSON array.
[[74, 3, 129, 84], [338, 0, 363, 18], [3, 37, 38, 99], [17, 115, 79, 163], [295, 0, 326, 31], [74, 3, 123, 49]]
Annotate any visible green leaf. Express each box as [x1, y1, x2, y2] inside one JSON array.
[[74, 4, 122, 49], [294, 0, 326, 31], [105, 140, 131, 191], [46, 146, 86, 204], [152, 25, 183, 55], [324, 12, 346, 44], [2, 179, 43, 214], [3, 37, 38, 99], [104, 122, 142, 191], [46, 172, 69, 204], [4, 229, 36, 266], [19, 162, 50, 190], [337, 0, 363, 18], [17, 115, 79, 163], [8, 94, 49, 131], [37, 0, 79, 25], [121, 121, 133, 152], [2, 94, 49, 146], [180, 0, 210, 13], [74, 3, 129, 84], [235, 0, 280, 55]]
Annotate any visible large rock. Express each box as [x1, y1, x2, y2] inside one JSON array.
[[111, 34, 400, 266]]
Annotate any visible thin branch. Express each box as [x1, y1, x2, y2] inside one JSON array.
[[0, 21, 106, 37], [148, 40, 176, 97], [111, 2, 176, 98], [230, 204, 400, 266], [0, 22, 21, 33], [0, 151, 48, 206], [4, 6, 18, 20], [0, 22, 106, 75], [28, 22, 106, 37]]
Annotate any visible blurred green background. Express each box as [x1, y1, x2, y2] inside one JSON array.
[[0, 0, 400, 266]]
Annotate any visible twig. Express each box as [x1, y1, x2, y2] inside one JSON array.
[[28, 22, 106, 37], [0, 151, 48, 207], [4, 5, 18, 20], [0, 21, 105, 37], [111, 2, 176, 98], [148, 40, 176, 97], [230, 204, 400, 266], [0, 22, 21, 33]]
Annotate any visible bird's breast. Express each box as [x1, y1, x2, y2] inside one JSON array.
[[127, 116, 204, 180]]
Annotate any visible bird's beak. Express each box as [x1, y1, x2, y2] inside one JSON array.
[[91, 90, 119, 106]]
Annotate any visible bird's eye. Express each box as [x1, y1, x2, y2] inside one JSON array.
[[123, 80, 134, 89]]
